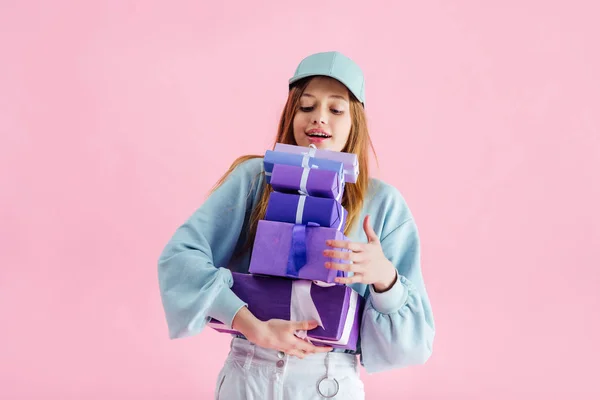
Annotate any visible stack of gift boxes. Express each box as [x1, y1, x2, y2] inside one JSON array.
[[208, 144, 364, 351]]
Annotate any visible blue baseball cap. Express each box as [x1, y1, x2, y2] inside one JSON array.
[[289, 51, 366, 106]]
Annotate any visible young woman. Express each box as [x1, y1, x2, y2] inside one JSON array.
[[158, 51, 435, 399]]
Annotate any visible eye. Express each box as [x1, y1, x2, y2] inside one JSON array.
[[331, 108, 344, 115], [300, 106, 314, 112]]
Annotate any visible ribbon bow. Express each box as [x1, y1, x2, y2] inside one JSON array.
[[298, 144, 319, 196], [298, 144, 343, 202]]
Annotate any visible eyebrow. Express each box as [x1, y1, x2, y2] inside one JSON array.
[[302, 93, 349, 102]]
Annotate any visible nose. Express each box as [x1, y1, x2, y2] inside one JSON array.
[[312, 108, 327, 124]]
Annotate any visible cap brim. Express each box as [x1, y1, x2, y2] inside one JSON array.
[[288, 73, 364, 105]]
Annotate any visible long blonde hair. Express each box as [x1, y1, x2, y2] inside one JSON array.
[[211, 76, 377, 256]]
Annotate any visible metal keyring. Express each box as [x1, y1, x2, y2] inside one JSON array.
[[316, 376, 339, 398]]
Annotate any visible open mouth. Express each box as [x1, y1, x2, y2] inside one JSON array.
[[306, 132, 332, 139]]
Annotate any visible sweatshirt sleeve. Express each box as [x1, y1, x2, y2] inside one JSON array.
[[359, 217, 436, 373], [157, 159, 262, 339]]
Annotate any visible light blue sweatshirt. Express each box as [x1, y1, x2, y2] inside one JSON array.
[[157, 157, 435, 373]]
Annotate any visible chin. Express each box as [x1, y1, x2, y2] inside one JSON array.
[[305, 138, 336, 150], [315, 141, 338, 150]]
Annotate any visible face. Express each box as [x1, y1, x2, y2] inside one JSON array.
[[292, 77, 352, 152]]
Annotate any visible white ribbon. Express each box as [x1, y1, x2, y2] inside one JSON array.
[[291, 280, 324, 340], [336, 208, 345, 232], [296, 195, 343, 231], [301, 144, 318, 168], [299, 144, 343, 203], [299, 167, 310, 195], [295, 195, 306, 224], [298, 160, 322, 196], [313, 280, 335, 288], [334, 181, 342, 202]]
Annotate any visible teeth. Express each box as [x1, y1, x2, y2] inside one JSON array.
[[308, 133, 330, 138]]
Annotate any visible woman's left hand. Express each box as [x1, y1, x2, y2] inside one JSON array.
[[323, 215, 398, 292]]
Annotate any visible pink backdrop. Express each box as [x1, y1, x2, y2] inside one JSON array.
[[1, 1, 599, 399]]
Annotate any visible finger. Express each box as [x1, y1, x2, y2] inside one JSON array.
[[293, 338, 333, 354], [293, 338, 318, 354], [287, 348, 307, 359], [311, 344, 334, 353], [335, 275, 364, 285], [326, 239, 364, 252], [363, 215, 380, 244], [290, 320, 319, 332], [323, 249, 365, 263], [323, 249, 365, 262], [286, 338, 313, 357], [325, 262, 365, 274]]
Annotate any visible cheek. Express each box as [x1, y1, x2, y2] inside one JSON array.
[[336, 116, 352, 139], [293, 113, 307, 133]]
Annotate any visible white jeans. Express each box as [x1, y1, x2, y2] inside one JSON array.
[[214, 337, 365, 400]]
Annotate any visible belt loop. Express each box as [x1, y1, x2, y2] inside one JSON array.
[[243, 342, 255, 371], [325, 352, 333, 378]]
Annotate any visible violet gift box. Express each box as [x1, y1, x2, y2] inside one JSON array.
[[207, 272, 364, 350], [263, 150, 344, 185], [274, 143, 359, 183], [269, 163, 345, 201], [248, 220, 351, 284], [265, 192, 347, 232]]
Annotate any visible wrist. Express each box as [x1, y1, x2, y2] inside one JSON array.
[[373, 262, 398, 293], [232, 306, 263, 338]]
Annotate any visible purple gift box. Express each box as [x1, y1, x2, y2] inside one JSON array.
[[274, 143, 359, 183], [207, 272, 364, 350], [263, 149, 344, 185], [249, 220, 351, 284], [265, 192, 347, 232], [270, 163, 345, 201]]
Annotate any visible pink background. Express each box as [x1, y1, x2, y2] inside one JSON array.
[[1, 0, 599, 399]]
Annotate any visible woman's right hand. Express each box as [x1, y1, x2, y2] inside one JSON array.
[[232, 307, 333, 359]]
